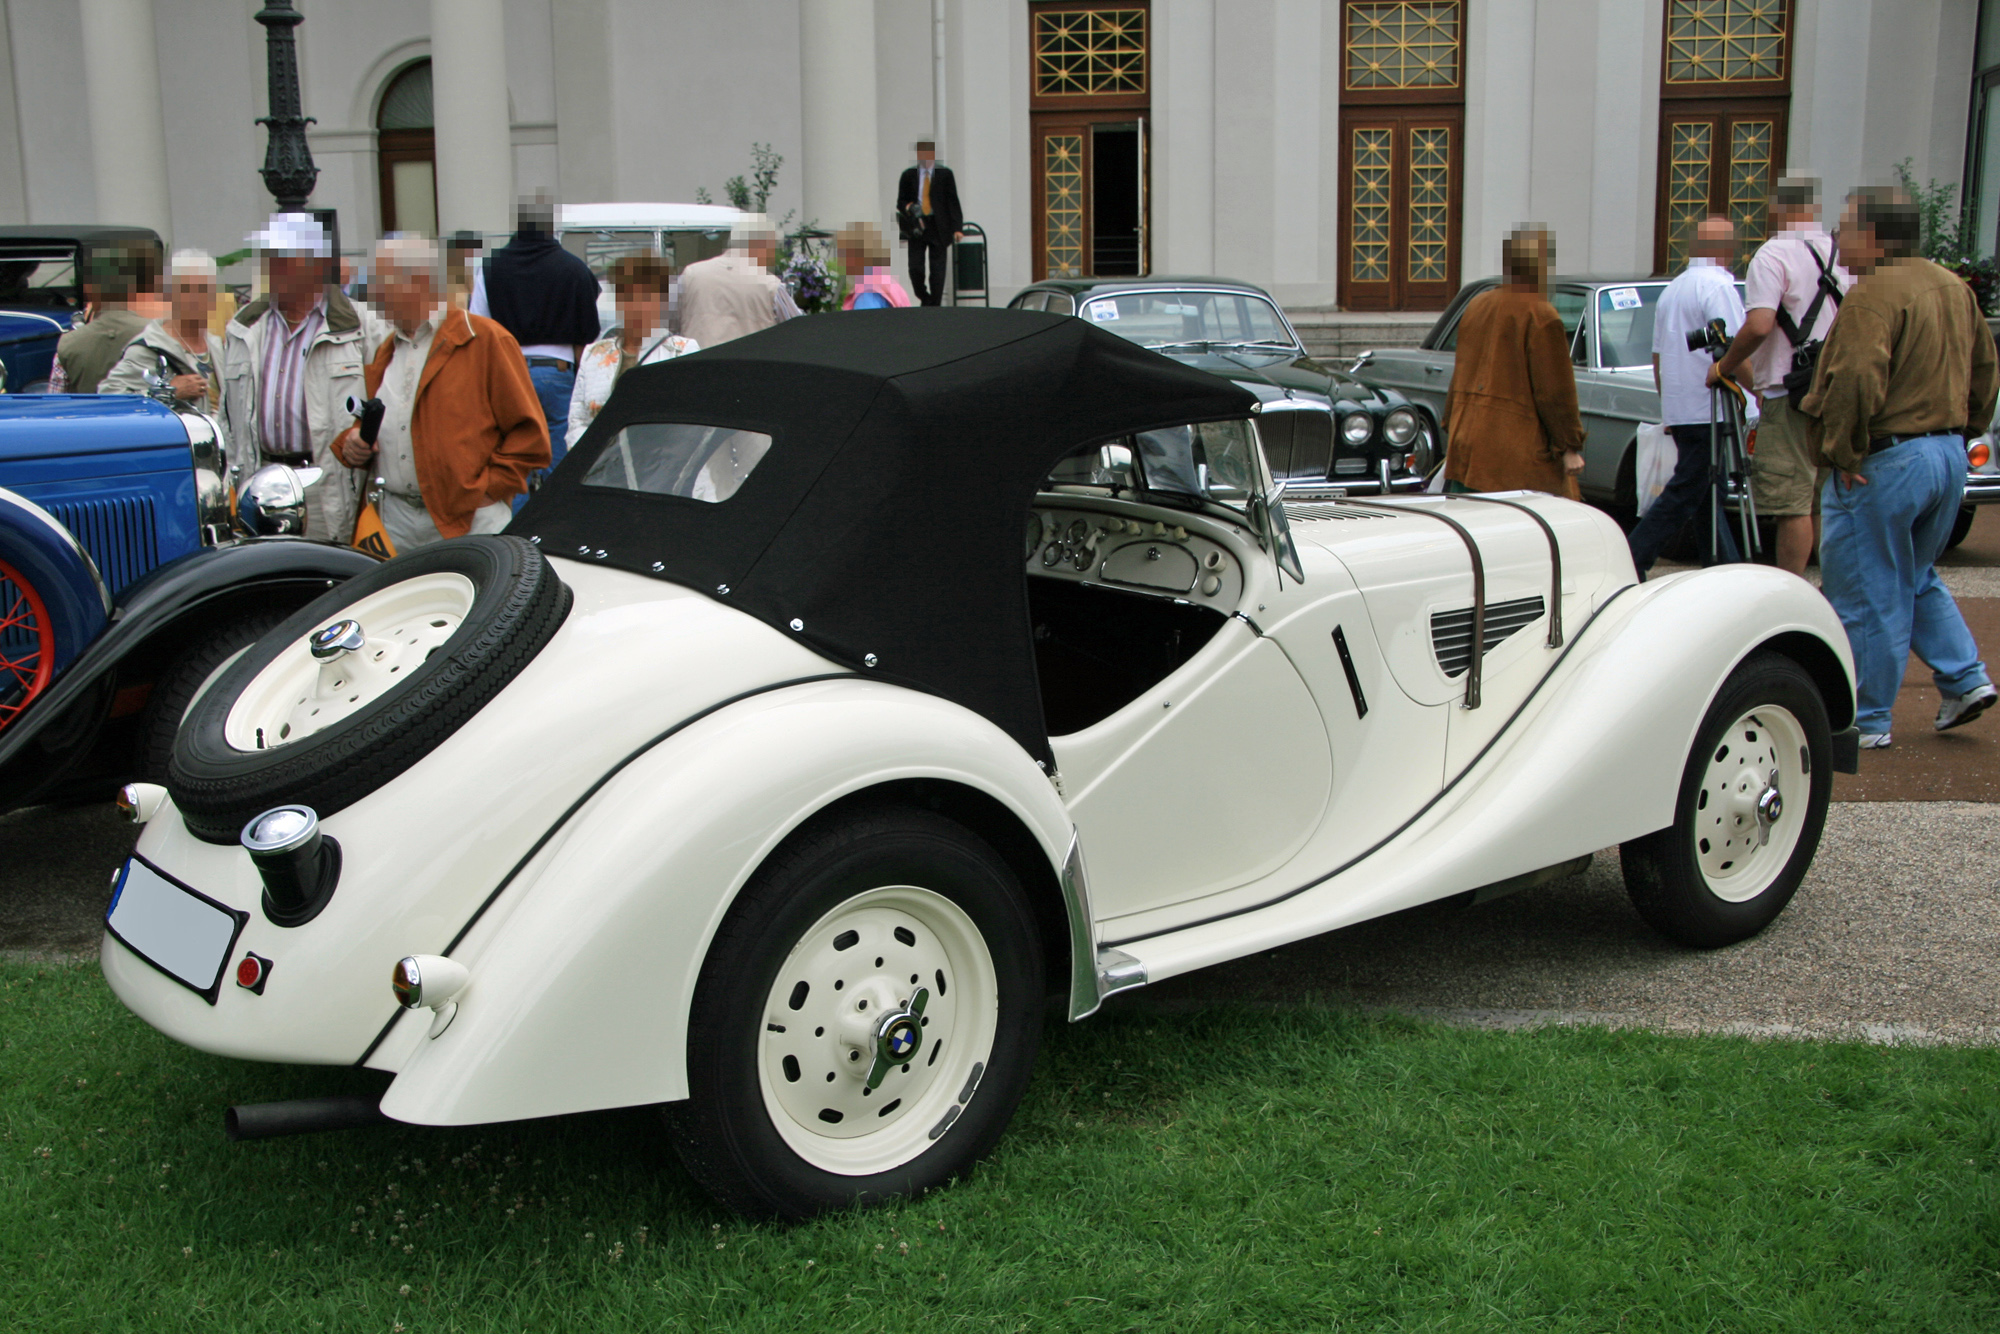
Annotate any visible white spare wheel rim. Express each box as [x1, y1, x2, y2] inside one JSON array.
[[758, 885, 999, 1176], [1694, 703, 1810, 902], [222, 572, 477, 751]]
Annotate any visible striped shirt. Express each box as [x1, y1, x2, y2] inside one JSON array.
[[257, 299, 326, 459]]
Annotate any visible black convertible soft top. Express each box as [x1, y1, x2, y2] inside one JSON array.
[[511, 307, 1255, 765]]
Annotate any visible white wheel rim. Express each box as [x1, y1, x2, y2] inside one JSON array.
[[757, 885, 998, 1177], [223, 572, 476, 752], [1694, 703, 1810, 902]]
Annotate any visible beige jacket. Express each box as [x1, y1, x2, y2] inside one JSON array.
[[218, 287, 387, 544], [676, 253, 800, 349]]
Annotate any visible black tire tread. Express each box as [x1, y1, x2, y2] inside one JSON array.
[[663, 804, 1043, 1220], [1621, 651, 1831, 948], [138, 608, 294, 782], [168, 537, 570, 841]]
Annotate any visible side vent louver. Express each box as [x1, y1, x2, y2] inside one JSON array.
[[1430, 596, 1545, 678]]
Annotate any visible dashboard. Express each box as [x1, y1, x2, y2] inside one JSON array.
[[1026, 502, 1246, 608]]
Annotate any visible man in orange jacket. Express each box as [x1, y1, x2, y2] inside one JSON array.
[[334, 236, 548, 551]]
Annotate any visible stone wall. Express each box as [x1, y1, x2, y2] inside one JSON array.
[[1284, 308, 1438, 365]]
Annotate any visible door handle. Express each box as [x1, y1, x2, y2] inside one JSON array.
[[1424, 365, 1444, 375]]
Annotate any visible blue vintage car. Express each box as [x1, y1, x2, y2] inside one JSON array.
[[0, 225, 168, 392], [0, 395, 376, 812]]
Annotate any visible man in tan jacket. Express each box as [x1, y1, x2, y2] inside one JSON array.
[[1442, 226, 1587, 497], [334, 238, 548, 552], [1803, 187, 1997, 748], [675, 213, 802, 349]]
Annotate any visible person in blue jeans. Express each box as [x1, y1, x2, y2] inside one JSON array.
[[1803, 188, 1998, 748]]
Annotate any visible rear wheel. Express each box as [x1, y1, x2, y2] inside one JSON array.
[[665, 806, 1044, 1220], [1621, 652, 1831, 947]]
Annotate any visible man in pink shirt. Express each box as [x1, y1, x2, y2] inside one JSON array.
[[1708, 176, 1852, 574]]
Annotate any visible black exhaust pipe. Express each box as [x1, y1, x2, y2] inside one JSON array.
[[224, 1095, 393, 1141]]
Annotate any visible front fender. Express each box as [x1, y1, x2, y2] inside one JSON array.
[[377, 679, 1075, 1127], [0, 537, 378, 772], [0, 485, 110, 669]]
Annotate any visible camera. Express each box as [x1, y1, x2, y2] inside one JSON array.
[[1685, 318, 1728, 359]]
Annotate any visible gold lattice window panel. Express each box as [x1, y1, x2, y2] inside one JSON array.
[[1407, 127, 1450, 282], [1666, 1, 1787, 85], [1344, 2, 1461, 91], [1728, 119, 1776, 260], [1043, 135, 1085, 278], [1663, 121, 1714, 271], [1034, 8, 1146, 97], [1350, 128, 1393, 283]]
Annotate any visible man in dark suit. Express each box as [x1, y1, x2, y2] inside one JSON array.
[[895, 140, 962, 307]]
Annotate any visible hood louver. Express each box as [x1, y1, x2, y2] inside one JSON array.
[[1431, 596, 1545, 678]]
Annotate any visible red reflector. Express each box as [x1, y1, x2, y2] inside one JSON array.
[[1971, 440, 1992, 468], [236, 957, 262, 988]]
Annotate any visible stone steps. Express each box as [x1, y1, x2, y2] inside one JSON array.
[[1284, 308, 1439, 364]]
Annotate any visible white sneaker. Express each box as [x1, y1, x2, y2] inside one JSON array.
[[1859, 732, 1893, 749], [1936, 682, 1998, 732]]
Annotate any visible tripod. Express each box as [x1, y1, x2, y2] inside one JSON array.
[[1705, 374, 1762, 564]]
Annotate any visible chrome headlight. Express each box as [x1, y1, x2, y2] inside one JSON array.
[[236, 463, 323, 537], [1340, 412, 1374, 445], [1383, 408, 1419, 446]]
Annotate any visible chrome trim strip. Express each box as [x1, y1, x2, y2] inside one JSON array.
[[1095, 947, 1147, 998], [1062, 829, 1103, 1021]]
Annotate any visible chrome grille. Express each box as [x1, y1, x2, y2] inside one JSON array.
[[47, 493, 159, 596], [1430, 595, 1545, 678]]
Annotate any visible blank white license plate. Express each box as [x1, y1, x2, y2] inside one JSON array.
[[106, 858, 248, 1004]]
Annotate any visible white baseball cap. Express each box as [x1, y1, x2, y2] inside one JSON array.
[[247, 212, 331, 258]]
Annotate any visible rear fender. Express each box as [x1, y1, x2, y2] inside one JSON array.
[[377, 680, 1075, 1127], [0, 537, 378, 775]]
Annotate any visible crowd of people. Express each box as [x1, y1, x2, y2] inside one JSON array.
[[1444, 178, 1994, 748]]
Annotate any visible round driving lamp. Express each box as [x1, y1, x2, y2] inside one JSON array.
[[240, 804, 342, 926], [1383, 409, 1419, 447], [1340, 412, 1374, 445]]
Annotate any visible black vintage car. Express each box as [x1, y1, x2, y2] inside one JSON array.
[[1008, 277, 1431, 493]]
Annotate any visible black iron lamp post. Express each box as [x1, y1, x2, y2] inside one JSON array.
[[255, 0, 319, 211]]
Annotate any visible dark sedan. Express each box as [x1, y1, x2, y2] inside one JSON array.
[[1009, 277, 1433, 492]]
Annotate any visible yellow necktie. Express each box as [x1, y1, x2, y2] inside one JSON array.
[[922, 170, 932, 217]]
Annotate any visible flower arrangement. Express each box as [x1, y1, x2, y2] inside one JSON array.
[[781, 249, 839, 314]]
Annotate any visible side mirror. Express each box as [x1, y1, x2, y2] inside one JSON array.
[[236, 463, 322, 537]]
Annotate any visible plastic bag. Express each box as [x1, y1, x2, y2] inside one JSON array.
[[1635, 422, 1675, 517]]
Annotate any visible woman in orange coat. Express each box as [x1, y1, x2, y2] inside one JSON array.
[[1442, 226, 1587, 497]]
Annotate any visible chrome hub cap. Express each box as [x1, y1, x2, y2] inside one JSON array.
[[1695, 705, 1809, 902], [758, 885, 996, 1176], [224, 573, 476, 751]]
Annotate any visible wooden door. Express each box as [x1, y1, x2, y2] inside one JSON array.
[[1031, 115, 1150, 280], [1338, 109, 1463, 311], [1655, 101, 1788, 274]]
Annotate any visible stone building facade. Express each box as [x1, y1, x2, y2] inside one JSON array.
[[0, 1, 1985, 312]]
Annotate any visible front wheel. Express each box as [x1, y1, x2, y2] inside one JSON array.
[[1947, 505, 1976, 550], [665, 806, 1044, 1220], [1621, 652, 1832, 947]]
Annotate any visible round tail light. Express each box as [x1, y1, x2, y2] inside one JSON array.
[[1970, 439, 1992, 469]]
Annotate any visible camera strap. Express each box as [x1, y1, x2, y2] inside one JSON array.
[[1774, 242, 1842, 349]]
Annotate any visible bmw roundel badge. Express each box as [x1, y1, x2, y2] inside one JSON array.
[[885, 1017, 919, 1060]]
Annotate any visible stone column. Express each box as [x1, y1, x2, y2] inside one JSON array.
[[430, 0, 515, 237], [78, 0, 172, 239], [799, 0, 880, 230]]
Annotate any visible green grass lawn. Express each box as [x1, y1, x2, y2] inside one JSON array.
[[4, 957, 1998, 1333]]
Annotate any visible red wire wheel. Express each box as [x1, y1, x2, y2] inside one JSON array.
[[0, 557, 55, 733]]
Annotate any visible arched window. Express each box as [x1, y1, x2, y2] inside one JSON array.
[[377, 60, 437, 237]]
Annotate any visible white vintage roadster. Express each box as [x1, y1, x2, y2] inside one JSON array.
[[104, 309, 1859, 1219]]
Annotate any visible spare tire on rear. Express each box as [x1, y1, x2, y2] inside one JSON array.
[[169, 536, 571, 843]]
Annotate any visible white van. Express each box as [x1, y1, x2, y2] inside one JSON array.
[[556, 203, 743, 331]]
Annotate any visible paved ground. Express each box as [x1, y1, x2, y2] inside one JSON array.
[[6, 507, 1995, 1045]]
